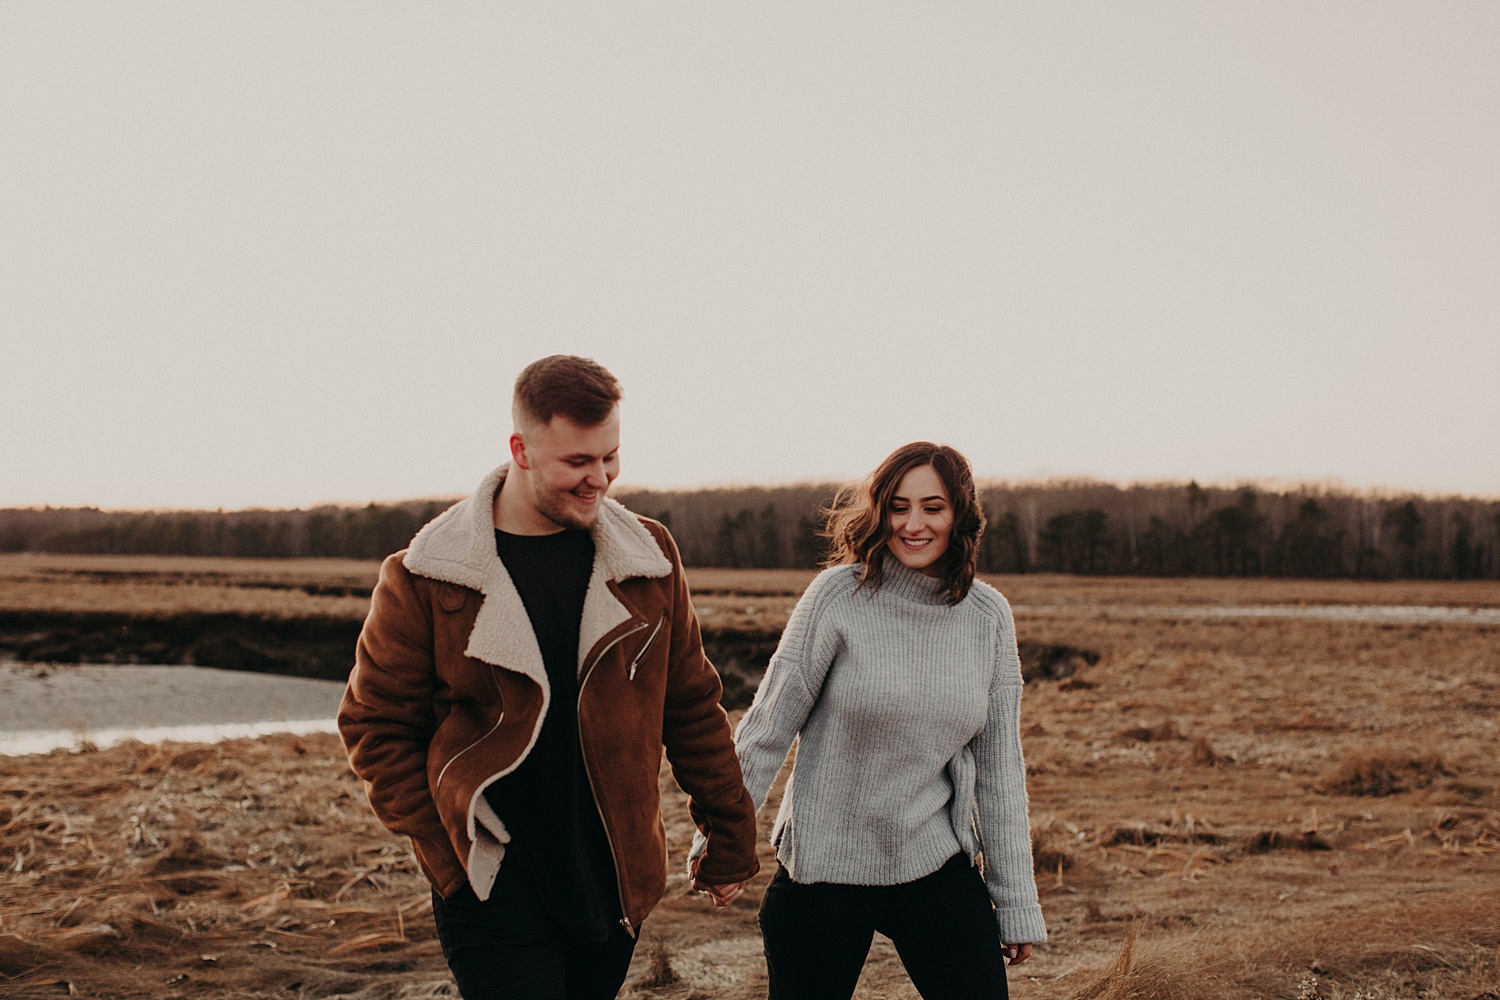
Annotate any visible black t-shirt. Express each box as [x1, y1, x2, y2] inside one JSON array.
[[485, 527, 620, 941]]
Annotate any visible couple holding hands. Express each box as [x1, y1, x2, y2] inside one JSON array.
[[339, 355, 1046, 1000]]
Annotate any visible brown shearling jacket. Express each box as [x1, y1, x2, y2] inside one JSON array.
[[337, 465, 759, 933]]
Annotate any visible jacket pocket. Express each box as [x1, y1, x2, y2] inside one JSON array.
[[627, 616, 665, 680], [431, 702, 506, 797], [437, 585, 469, 613]]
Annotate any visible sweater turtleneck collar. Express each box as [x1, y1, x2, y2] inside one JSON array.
[[872, 551, 951, 606]]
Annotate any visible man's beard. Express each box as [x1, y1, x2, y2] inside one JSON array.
[[530, 479, 602, 531]]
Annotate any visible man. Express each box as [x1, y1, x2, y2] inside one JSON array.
[[339, 355, 759, 999]]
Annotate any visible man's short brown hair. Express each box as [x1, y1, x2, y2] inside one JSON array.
[[513, 355, 623, 428]]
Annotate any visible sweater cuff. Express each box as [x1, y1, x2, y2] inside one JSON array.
[[995, 903, 1048, 945]]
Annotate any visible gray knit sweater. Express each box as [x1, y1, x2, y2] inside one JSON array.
[[720, 558, 1046, 945]]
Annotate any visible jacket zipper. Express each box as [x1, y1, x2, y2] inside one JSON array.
[[627, 617, 664, 681], [578, 619, 648, 937], [433, 663, 507, 795]]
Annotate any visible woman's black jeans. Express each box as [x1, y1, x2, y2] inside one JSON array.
[[758, 853, 1010, 1000]]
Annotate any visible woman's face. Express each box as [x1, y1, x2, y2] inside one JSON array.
[[885, 464, 954, 577]]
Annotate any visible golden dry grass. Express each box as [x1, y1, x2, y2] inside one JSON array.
[[1008, 603, 1498, 1000], [984, 574, 1500, 610], [0, 554, 380, 620], [0, 734, 443, 999], [8, 554, 1499, 630], [1, 564, 1498, 998], [685, 568, 1500, 609]]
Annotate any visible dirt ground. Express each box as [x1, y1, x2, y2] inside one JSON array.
[[2, 566, 1497, 999]]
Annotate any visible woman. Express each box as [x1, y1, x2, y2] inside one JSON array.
[[697, 441, 1046, 1000]]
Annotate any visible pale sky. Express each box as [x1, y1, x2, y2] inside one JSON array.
[[4, 3, 1497, 510]]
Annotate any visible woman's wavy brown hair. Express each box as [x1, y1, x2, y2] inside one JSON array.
[[823, 441, 985, 605]]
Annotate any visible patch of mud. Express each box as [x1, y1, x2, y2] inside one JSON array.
[[0, 610, 361, 680], [1017, 641, 1101, 683], [0, 612, 1099, 712], [712, 635, 1101, 708], [0, 612, 788, 710], [704, 629, 783, 710]]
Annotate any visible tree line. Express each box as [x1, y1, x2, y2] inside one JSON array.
[[3, 480, 1497, 579], [0, 501, 451, 561], [971, 482, 1499, 579]]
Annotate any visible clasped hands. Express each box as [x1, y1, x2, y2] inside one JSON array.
[[687, 855, 743, 907]]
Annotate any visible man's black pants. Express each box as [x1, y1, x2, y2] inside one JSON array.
[[431, 884, 638, 1000], [758, 853, 1011, 1000]]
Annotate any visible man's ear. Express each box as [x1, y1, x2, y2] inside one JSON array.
[[508, 432, 530, 471]]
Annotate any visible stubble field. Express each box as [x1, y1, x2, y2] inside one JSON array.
[[1, 557, 1497, 999]]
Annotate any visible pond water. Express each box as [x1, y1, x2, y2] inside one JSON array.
[[0, 663, 344, 756]]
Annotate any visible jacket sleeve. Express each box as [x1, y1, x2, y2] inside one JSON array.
[[337, 554, 448, 854], [650, 526, 761, 885], [969, 597, 1048, 944]]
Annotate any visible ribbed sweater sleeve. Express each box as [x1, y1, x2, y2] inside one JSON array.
[[732, 567, 846, 812], [686, 568, 846, 870], [970, 596, 1048, 944]]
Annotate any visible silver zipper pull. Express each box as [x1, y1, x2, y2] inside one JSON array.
[[627, 618, 664, 681]]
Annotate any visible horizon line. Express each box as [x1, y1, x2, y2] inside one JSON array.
[[5, 473, 1499, 515]]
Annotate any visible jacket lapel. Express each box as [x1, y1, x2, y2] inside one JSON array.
[[577, 493, 673, 670], [403, 465, 547, 694]]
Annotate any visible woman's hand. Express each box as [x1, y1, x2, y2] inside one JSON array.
[[1001, 943, 1032, 966], [694, 880, 744, 906], [688, 855, 744, 906]]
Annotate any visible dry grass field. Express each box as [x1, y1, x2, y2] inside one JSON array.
[[1, 559, 1497, 999], [0, 554, 379, 619]]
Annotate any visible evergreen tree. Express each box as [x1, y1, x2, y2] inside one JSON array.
[[1275, 498, 1343, 578], [1039, 509, 1112, 574], [1383, 501, 1425, 577], [1203, 488, 1265, 576]]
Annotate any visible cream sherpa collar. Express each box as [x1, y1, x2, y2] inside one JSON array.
[[404, 463, 671, 592]]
